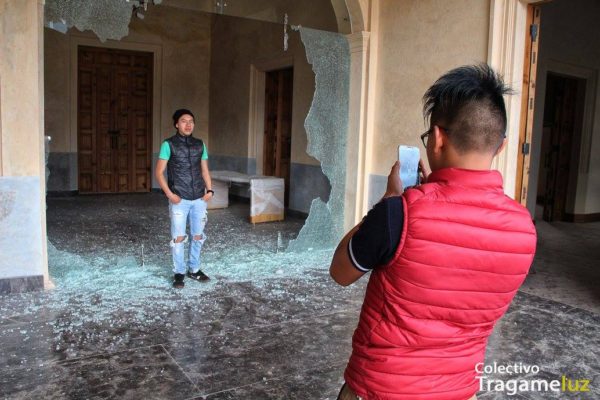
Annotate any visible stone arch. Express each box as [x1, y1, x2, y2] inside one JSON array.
[[344, 0, 368, 33], [329, 0, 368, 34]]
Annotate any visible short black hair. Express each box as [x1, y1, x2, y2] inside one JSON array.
[[422, 64, 513, 154], [172, 108, 195, 127]]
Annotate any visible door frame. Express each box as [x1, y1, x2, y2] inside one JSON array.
[[489, 0, 599, 216], [248, 56, 294, 175], [69, 35, 162, 190], [487, 0, 548, 203], [533, 61, 598, 216], [263, 67, 294, 206], [514, 4, 541, 205]]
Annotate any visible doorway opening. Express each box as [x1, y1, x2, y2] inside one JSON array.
[[535, 73, 586, 222], [77, 46, 153, 193], [263, 67, 293, 207]]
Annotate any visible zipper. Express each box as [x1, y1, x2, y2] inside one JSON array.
[[186, 136, 195, 198]]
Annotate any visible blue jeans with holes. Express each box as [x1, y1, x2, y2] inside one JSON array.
[[169, 198, 208, 274]]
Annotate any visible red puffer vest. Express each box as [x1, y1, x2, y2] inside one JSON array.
[[344, 168, 537, 400]]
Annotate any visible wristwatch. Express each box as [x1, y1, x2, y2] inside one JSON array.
[[207, 189, 215, 195]]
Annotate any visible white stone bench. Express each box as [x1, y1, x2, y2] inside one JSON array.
[[208, 170, 285, 223]]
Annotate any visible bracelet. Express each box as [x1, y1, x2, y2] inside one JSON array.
[[207, 190, 214, 195]]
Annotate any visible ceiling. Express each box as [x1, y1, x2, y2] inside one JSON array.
[[160, 0, 351, 33]]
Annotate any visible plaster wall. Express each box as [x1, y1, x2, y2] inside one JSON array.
[[165, 0, 346, 32], [208, 14, 337, 165], [208, 14, 337, 212], [367, 0, 490, 204], [1, 0, 46, 177], [528, 0, 600, 216]]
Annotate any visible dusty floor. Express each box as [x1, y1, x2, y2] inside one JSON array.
[[0, 193, 598, 399]]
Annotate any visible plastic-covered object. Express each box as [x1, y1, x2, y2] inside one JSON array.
[[209, 171, 285, 224], [211, 170, 253, 184], [250, 177, 285, 224], [207, 179, 229, 210]]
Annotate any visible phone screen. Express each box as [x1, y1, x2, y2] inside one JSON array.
[[398, 145, 420, 189]]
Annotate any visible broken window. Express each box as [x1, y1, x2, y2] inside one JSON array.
[[287, 27, 350, 251]]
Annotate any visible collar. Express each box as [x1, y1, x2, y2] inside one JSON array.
[[427, 167, 504, 191], [174, 132, 193, 141]]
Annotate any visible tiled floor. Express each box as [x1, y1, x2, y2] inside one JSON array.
[[0, 194, 598, 399], [520, 219, 600, 314]]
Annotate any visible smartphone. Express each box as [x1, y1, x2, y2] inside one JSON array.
[[398, 145, 420, 189]]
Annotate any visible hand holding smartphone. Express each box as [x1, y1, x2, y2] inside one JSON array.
[[398, 145, 420, 189]]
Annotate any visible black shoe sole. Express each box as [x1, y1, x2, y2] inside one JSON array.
[[187, 272, 210, 281]]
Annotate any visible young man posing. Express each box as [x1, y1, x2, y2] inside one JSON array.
[[155, 109, 214, 288], [330, 65, 537, 400]]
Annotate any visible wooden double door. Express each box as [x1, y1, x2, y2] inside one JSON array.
[[78, 46, 153, 193]]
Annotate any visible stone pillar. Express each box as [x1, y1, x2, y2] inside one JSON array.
[[0, 0, 48, 294], [345, 31, 371, 232]]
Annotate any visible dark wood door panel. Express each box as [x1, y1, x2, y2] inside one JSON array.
[[78, 65, 95, 192], [263, 68, 293, 206], [77, 46, 152, 193], [542, 74, 579, 222]]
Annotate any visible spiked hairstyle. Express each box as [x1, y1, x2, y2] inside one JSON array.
[[422, 64, 513, 154]]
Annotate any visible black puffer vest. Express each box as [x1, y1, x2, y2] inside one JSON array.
[[165, 133, 206, 200]]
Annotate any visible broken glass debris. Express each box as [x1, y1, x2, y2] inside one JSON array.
[[44, 0, 133, 42]]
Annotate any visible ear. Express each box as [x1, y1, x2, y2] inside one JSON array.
[[431, 125, 447, 154], [494, 138, 508, 156]]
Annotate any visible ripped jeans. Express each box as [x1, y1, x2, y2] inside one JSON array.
[[169, 198, 208, 274]]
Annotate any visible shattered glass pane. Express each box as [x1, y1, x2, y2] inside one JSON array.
[[44, 0, 133, 42], [288, 28, 350, 251]]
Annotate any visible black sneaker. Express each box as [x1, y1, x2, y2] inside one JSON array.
[[187, 270, 210, 282], [173, 273, 185, 288]]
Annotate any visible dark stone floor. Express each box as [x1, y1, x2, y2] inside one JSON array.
[[0, 193, 598, 399]]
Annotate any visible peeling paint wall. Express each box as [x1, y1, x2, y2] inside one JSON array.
[[44, 4, 212, 191]]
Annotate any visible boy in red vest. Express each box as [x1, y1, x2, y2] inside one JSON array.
[[330, 64, 537, 400]]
